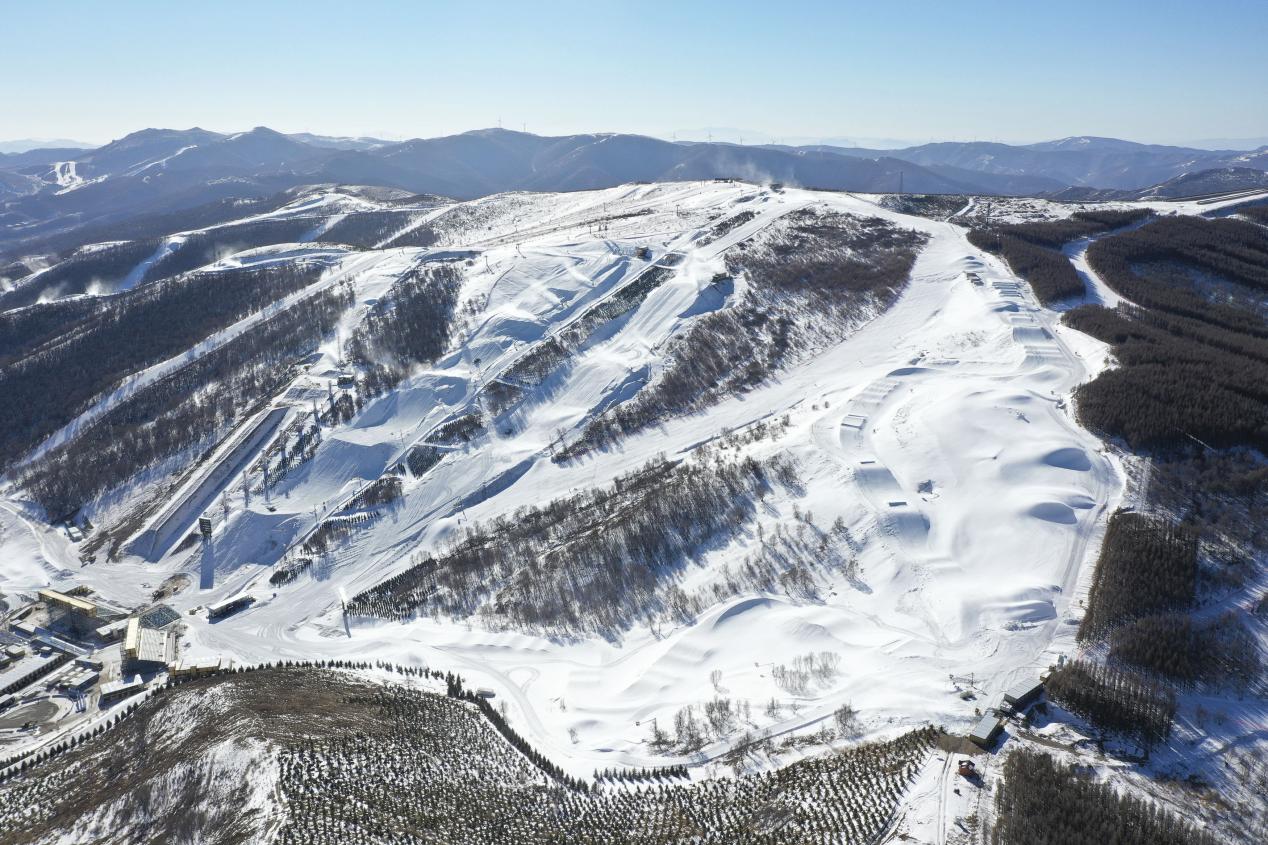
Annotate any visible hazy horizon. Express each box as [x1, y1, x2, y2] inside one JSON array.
[[6, 0, 1266, 148], [5, 125, 1268, 155]]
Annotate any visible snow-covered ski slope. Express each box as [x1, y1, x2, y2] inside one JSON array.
[[6, 181, 1139, 777]]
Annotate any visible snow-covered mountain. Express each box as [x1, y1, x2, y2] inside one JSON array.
[[10, 127, 1268, 261]]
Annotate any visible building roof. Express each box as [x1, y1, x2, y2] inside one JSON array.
[[207, 595, 253, 615], [138, 604, 180, 629], [969, 715, 1003, 744], [136, 629, 175, 664], [101, 677, 145, 697], [171, 657, 229, 674], [125, 619, 175, 664], [96, 619, 129, 639], [1004, 679, 1044, 704], [60, 668, 98, 689]]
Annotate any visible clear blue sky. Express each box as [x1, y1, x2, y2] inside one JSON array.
[[4, 0, 1266, 147]]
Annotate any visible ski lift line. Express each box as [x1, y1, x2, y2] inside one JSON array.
[[1181, 431, 1216, 452]]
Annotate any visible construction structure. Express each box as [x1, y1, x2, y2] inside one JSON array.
[[123, 618, 176, 669], [128, 405, 291, 561], [36, 589, 128, 641], [37, 589, 99, 619], [95, 619, 129, 643]]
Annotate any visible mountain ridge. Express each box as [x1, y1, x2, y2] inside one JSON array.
[[4, 126, 1268, 256]]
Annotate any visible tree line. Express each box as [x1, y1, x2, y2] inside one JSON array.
[[0, 259, 328, 470], [139, 216, 319, 281], [0, 296, 100, 370], [345, 453, 800, 637], [0, 191, 295, 263], [558, 210, 926, 461], [1078, 511, 1198, 641], [1064, 217, 1268, 453], [1108, 611, 1261, 687], [1064, 302, 1268, 451], [1085, 215, 1268, 333], [992, 749, 1219, 845], [317, 210, 438, 250], [19, 282, 354, 517], [0, 237, 162, 309], [967, 209, 1149, 304], [1, 662, 940, 845], [1237, 202, 1268, 225], [1044, 659, 1177, 749], [347, 263, 463, 372]]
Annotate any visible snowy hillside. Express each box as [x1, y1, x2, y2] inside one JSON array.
[[3, 179, 1266, 843], [2, 182, 1119, 746]]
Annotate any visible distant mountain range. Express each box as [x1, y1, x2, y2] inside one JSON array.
[[2, 127, 1266, 253], [764, 136, 1268, 191], [0, 138, 95, 154], [1049, 167, 1268, 202]]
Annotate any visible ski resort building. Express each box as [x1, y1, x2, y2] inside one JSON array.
[[100, 676, 146, 703], [0, 651, 72, 697], [1003, 679, 1045, 712], [57, 667, 99, 692], [123, 618, 176, 668], [207, 595, 254, 621], [168, 657, 231, 679], [969, 715, 1004, 748]]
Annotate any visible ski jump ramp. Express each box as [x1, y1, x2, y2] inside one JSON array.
[[128, 405, 293, 561]]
